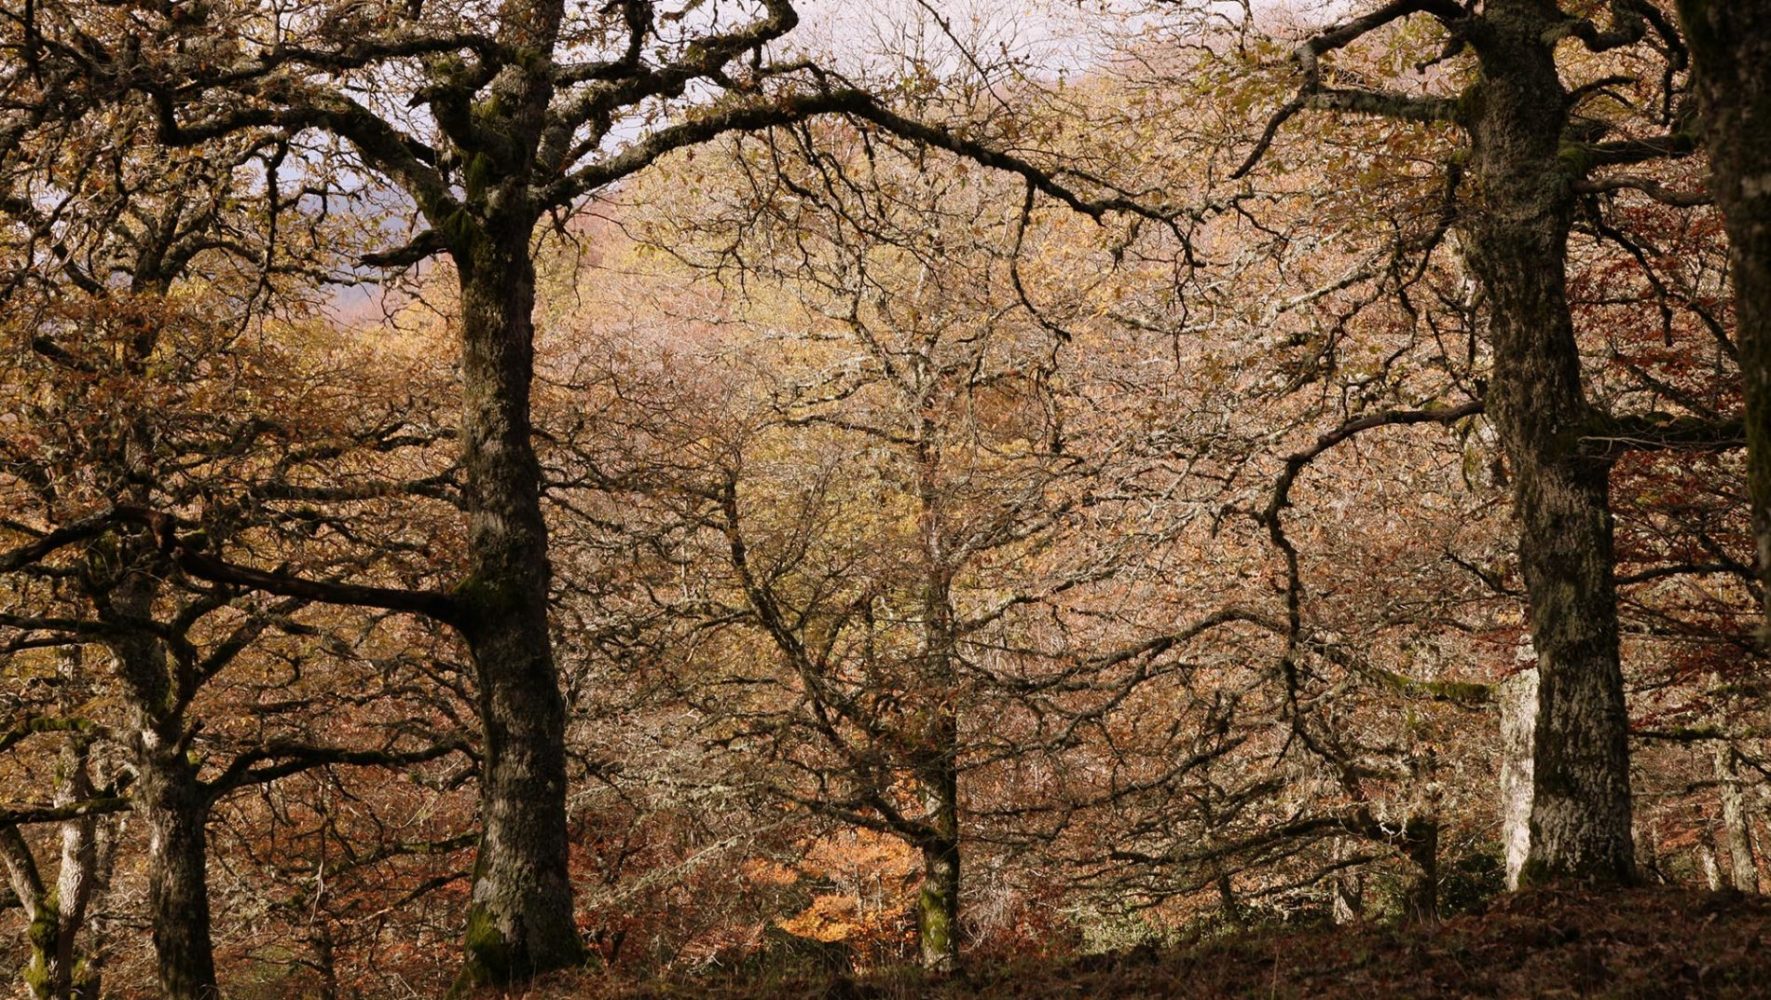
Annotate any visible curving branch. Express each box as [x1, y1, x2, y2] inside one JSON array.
[[203, 739, 470, 798], [0, 796, 130, 829], [1578, 412, 1745, 458], [1558, 0, 1652, 53], [1574, 174, 1712, 207], [1233, 0, 1467, 178], [540, 81, 1176, 225], [0, 510, 123, 574], [110, 506, 463, 626]]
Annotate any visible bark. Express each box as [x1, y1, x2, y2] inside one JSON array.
[[1676, 2, 1771, 635], [138, 749, 215, 1000], [1499, 664, 1538, 890], [917, 830, 960, 973], [1400, 823, 1439, 922], [1700, 842, 1724, 891], [1331, 840, 1364, 924], [913, 414, 962, 974], [1463, 0, 1635, 887], [912, 635, 962, 972], [310, 924, 340, 1000], [1216, 874, 1244, 926], [3, 649, 109, 1000], [449, 222, 581, 992], [1638, 822, 1666, 884], [107, 575, 218, 1000], [1715, 742, 1759, 892], [45, 721, 102, 1000], [70, 813, 115, 1000], [0, 827, 53, 999]]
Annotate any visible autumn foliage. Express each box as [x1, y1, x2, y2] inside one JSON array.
[[2, 1, 1769, 998]]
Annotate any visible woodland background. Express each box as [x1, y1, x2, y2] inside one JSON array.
[[2, 0, 1770, 997]]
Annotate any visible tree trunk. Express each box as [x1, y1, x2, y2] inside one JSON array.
[[69, 809, 115, 1000], [107, 577, 219, 1000], [1701, 841, 1724, 891], [47, 705, 102, 1000], [139, 750, 215, 1000], [450, 221, 581, 992], [4, 649, 110, 1000], [1715, 742, 1759, 892], [1, 827, 54, 1000], [1331, 840, 1364, 925], [1217, 874, 1244, 926], [1400, 823, 1439, 922], [914, 627, 960, 973], [311, 923, 340, 1000], [1463, 0, 1635, 887], [917, 824, 960, 973], [912, 633, 961, 973], [1676, 2, 1771, 635], [912, 421, 961, 974], [1499, 663, 1538, 890]]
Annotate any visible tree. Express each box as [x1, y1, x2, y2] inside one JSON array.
[[0, 105, 470, 995], [0, 125, 296, 996], [1227, 0, 1745, 887], [0, 648, 118, 1000], [688, 138, 1091, 970], [607, 89, 1325, 960], [10, 2, 1155, 986], [1674, 3, 1771, 634]]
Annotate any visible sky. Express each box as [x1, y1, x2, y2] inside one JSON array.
[[327, 0, 1346, 324]]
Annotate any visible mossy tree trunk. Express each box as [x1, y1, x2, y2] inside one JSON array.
[[917, 828, 961, 972], [2, 826, 60, 1000], [447, 215, 582, 993], [914, 683, 961, 975], [1462, 0, 1635, 887], [4, 783, 107, 1000], [45, 694, 105, 1000], [1, 648, 110, 1000]]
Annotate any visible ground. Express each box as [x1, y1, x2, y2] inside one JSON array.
[[515, 888, 1771, 999]]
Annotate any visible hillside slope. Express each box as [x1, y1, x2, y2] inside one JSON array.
[[532, 888, 1771, 999]]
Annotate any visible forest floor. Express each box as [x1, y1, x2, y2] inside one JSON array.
[[525, 887, 1771, 999]]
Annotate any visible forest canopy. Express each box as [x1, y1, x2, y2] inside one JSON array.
[[2, 0, 1770, 997]]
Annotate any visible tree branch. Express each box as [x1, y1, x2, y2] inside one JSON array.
[[1234, 0, 1467, 178], [204, 739, 470, 797]]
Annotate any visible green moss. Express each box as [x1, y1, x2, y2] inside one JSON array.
[[23, 892, 61, 998], [1454, 85, 1482, 125], [919, 880, 954, 966], [1555, 142, 1593, 177], [472, 92, 506, 126], [463, 151, 496, 201], [1514, 840, 1636, 890], [1367, 666, 1492, 705], [438, 207, 486, 257], [449, 903, 515, 998], [452, 573, 525, 622], [1515, 854, 1554, 889]]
